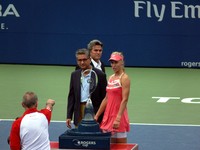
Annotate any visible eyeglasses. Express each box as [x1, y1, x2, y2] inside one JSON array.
[[77, 58, 89, 62]]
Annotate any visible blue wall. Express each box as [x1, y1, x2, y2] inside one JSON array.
[[0, 0, 200, 68]]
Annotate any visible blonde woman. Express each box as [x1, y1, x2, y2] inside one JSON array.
[[95, 51, 130, 143]]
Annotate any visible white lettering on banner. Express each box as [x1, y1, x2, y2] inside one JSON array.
[[181, 62, 200, 68], [152, 97, 200, 104], [0, 4, 20, 17], [185, 5, 200, 18], [171, 2, 200, 18], [134, 1, 165, 22], [1, 23, 5, 29], [171, 2, 183, 18], [133, 1, 200, 22]]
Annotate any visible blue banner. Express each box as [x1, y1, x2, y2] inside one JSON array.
[[0, 0, 200, 68]]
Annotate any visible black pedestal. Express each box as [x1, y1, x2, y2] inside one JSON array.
[[59, 129, 111, 149]]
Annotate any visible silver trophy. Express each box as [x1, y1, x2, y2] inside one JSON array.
[[80, 69, 98, 121]]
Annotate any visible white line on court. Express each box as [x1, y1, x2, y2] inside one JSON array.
[[1, 119, 200, 127], [131, 122, 200, 127], [50, 120, 200, 127]]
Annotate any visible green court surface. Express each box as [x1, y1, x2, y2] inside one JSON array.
[[0, 64, 200, 125]]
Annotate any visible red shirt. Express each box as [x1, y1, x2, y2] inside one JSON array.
[[9, 108, 52, 150]]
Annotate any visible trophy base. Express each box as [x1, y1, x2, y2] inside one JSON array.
[[59, 129, 111, 149]]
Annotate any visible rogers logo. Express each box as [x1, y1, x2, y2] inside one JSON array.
[[72, 139, 96, 147]]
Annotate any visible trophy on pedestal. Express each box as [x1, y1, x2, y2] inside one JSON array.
[[59, 69, 111, 149]]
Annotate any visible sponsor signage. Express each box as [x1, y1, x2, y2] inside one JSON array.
[[0, 1, 199, 68]]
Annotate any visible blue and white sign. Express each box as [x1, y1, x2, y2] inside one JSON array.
[[0, 0, 200, 68]]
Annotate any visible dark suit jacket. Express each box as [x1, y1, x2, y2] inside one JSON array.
[[67, 68, 107, 126], [75, 61, 106, 73]]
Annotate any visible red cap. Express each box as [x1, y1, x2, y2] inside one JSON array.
[[109, 53, 123, 61]]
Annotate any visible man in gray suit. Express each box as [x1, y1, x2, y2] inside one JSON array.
[[66, 48, 107, 128]]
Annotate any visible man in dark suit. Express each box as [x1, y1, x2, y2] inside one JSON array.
[[66, 48, 107, 128], [75, 39, 106, 73]]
